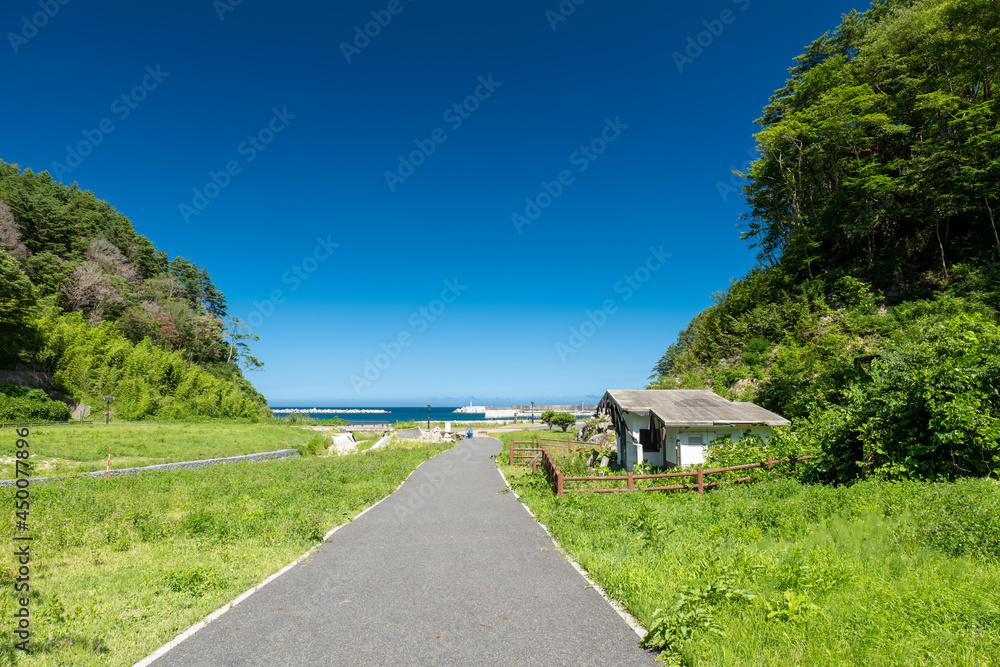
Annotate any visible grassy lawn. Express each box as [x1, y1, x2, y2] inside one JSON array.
[[496, 430, 1000, 666], [0, 421, 319, 479], [352, 431, 384, 452], [0, 436, 451, 666]]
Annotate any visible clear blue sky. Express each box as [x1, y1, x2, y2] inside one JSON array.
[[1, 0, 860, 406]]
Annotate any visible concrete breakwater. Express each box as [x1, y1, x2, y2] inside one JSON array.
[[454, 405, 597, 418]]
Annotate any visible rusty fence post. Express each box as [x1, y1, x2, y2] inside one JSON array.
[[556, 468, 563, 497], [627, 472, 634, 491], [696, 467, 704, 495]]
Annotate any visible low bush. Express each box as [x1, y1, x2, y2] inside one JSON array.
[[296, 434, 329, 457], [500, 448, 1000, 666], [0, 383, 70, 422]]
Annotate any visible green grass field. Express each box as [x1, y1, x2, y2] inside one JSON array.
[[496, 431, 1000, 666], [0, 426, 451, 666], [0, 422, 319, 479]]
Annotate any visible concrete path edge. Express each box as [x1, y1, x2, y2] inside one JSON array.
[[494, 460, 647, 640], [131, 455, 436, 667], [133, 438, 650, 665]]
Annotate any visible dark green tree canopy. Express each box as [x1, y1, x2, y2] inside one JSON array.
[[0, 250, 38, 366], [649, 0, 1000, 483], [0, 161, 266, 420], [0, 161, 242, 368], [741, 0, 1000, 295]]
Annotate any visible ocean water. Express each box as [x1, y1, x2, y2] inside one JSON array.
[[269, 406, 500, 423]]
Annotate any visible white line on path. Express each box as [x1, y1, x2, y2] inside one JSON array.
[[132, 458, 433, 667], [494, 455, 647, 639]]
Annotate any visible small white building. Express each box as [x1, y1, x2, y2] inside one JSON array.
[[598, 390, 790, 471]]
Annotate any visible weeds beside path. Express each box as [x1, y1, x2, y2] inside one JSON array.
[[495, 430, 1000, 666], [147, 437, 657, 666], [0, 439, 451, 666], [0, 422, 317, 478]]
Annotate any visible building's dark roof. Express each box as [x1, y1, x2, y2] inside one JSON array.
[[601, 390, 790, 427]]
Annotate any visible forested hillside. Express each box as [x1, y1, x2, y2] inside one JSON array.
[[0, 162, 269, 420], [649, 0, 1000, 481]]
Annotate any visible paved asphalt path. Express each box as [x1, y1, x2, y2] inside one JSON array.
[[152, 438, 658, 666]]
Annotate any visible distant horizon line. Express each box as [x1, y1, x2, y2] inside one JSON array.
[[268, 401, 602, 408]]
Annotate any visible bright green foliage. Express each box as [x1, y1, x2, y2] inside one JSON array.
[[0, 421, 319, 478], [650, 0, 1000, 481], [859, 312, 1000, 478], [45, 312, 268, 420], [540, 409, 555, 429], [279, 412, 348, 426], [640, 576, 755, 664], [0, 161, 263, 387], [501, 454, 1000, 666], [652, 276, 1000, 481], [0, 383, 70, 422], [0, 160, 270, 419], [550, 411, 576, 432], [296, 434, 330, 457], [0, 440, 450, 665], [806, 311, 1000, 480]]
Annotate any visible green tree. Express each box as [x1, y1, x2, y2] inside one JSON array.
[[550, 412, 576, 432], [853, 312, 1000, 479], [740, 0, 1000, 294], [224, 316, 264, 372], [647, 0, 1000, 484], [540, 410, 555, 430], [0, 250, 38, 366], [198, 266, 227, 318]]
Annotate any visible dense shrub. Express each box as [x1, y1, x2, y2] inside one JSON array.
[[0, 383, 70, 421], [43, 312, 269, 420], [504, 463, 1000, 666], [296, 434, 329, 457]]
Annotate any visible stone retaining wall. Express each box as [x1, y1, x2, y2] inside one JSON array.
[[0, 449, 299, 486]]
